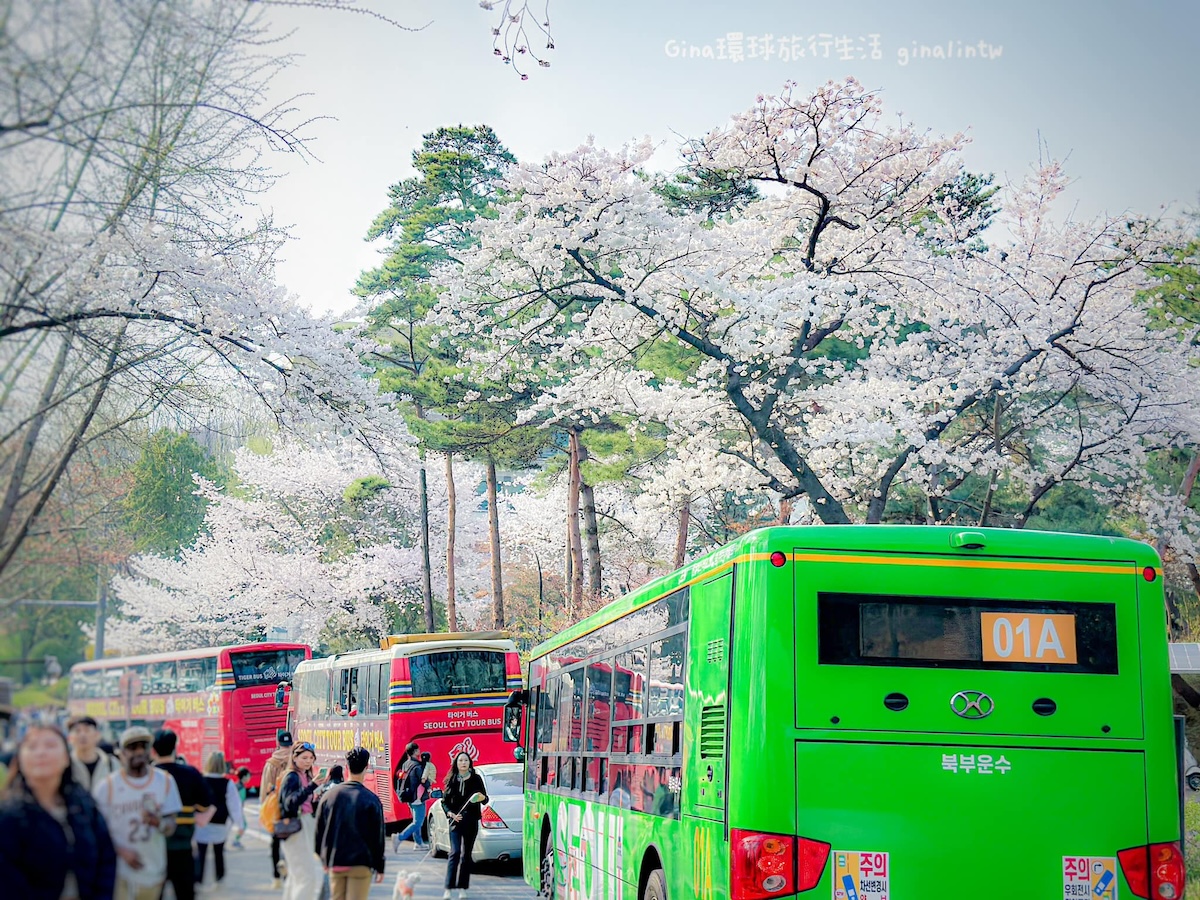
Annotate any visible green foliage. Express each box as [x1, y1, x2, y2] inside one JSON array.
[[344, 475, 391, 505], [1185, 799, 1200, 891], [122, 431, 225, 558], [0, 562, 100, 683], [656, 166, 759, 220], [932, 171, 1000, 239], [13, 679, 68, 710]]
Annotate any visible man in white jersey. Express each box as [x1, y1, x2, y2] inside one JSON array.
[[92, 725, 182, 900]]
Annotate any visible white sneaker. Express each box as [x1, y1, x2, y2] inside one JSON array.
[[271, 878, 282, 890], [442, 892, 452, 900], [458, 890, 469, 900]]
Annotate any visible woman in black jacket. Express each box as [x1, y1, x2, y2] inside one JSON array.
[[0, 724, 116, 900], [441, 752, 489, 900], [277, 741, 328, 900]]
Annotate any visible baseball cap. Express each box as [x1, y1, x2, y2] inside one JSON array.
[[277, 730, 294, 747], [119, 725, 154, 749]]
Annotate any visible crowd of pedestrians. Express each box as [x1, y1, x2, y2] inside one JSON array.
[[0, 718, 246, 899], [0, 721, 491, 900]]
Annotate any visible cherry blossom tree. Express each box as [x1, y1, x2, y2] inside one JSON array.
[[0, 0, 401, 589], [105, 440, 425, 653], [436, 79, 1200, 530]]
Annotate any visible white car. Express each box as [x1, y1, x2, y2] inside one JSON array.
[[427, 763, 524, 862]]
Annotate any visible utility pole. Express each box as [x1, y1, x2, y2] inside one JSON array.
[[94, 567, 108, 659]]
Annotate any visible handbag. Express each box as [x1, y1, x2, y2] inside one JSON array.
[[272, 817, 303, 839]]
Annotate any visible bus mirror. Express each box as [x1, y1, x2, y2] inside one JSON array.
[[274, 681, 290, 709], [502, 704, 522, 743], [514, 746, 526, 763]]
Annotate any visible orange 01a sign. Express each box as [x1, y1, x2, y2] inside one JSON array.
[[981, 612, 1077, 665]]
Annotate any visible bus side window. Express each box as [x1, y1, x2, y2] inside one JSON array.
[[348, 667, 359, 715], [336, 669, 350, 716], [364, 664, 377, 716], [379, 663, 389, 714], [323, 671, 332, 717]]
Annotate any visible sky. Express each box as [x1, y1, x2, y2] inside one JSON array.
[[257, 0, 1200, 316]]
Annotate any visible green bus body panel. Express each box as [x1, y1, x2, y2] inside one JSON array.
[[520, 526, 1177, 900], [796, 742, 1148, 897]]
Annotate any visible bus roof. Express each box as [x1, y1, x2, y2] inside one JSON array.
[[294, 634, 517, 672], [378, 630, 511, 649], [530, 524, 1160, 660], [68, 642, 310, 673]]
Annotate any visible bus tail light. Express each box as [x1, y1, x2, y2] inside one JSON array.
[[731, 830, 829, 898], [795, 838, 831, 891], [1118, 842, 1185, 899], [480, 806, 508, 829]]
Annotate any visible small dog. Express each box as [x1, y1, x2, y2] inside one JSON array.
[[393, 869, 421, 900]]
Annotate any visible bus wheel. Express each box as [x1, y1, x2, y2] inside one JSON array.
[[643, 868, 667, 900], [539, 829, 556, 900]]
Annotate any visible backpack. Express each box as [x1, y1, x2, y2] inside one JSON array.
[[258, 772, 287, 833], [398, 761, 424, 804]]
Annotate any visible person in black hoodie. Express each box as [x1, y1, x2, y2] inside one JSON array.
[[440, 752, 489, 900], [0, 723, 117, 900], [314, 747, 384, 900]]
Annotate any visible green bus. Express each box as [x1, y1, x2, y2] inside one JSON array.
[[502, 525, 1184, 900]]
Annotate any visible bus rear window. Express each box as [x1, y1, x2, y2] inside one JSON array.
[[230, 649, 308, 687], [409, 650, 508, 697], [818, 593, 1118, 674]]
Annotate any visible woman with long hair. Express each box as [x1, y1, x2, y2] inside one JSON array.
[[277, 740, 327, 899], [0, 724, 116, 900], [193, 751, 243, 889], [440, 752, 489, 900]]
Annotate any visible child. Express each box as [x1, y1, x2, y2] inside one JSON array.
[[230, 766, 251, 849]]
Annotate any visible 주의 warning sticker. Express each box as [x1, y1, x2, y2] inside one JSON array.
[[832, 851, 889, 900], [1062, 856, 1117, 900]]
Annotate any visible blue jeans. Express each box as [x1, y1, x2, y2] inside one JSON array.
[[395, 801, 427, 845]]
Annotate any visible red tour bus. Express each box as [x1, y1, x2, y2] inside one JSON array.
[[288, 631, 523, 827], [67, 642, 311, 787]]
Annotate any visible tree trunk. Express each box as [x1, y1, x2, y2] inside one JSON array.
[[581, 481, 601, 600], [674, 498, 691, 569], [577, 440, 601, 600], [486, 455, 504, 630], [778, 498, 793, 525], [445, 453, 457, 632], [566, 430, 584, 616], [413, 404, 434, 633]]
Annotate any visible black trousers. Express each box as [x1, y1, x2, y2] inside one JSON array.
[[445, 821, 480, 889], [194, 841, 226, 883], [162, 847, 195, 900], [271, 834, 281, 878]]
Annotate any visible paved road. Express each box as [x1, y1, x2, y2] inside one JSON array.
[[203, 803, 534, 900]]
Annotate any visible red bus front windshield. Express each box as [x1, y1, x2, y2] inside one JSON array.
[[229, 647, 309, 688]]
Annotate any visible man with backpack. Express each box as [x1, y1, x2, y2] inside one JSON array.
[[391, 744, 429, 851], [261, 730, 294, 889]]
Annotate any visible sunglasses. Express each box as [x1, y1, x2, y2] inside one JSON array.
[[293, 742, 316, 754]]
